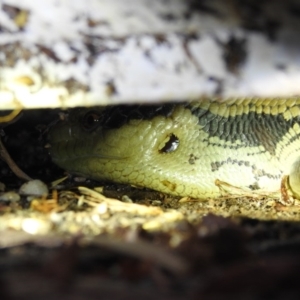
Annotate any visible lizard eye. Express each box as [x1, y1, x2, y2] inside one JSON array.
[[82, 111, 101, 131], [158, 133, 179, 153]]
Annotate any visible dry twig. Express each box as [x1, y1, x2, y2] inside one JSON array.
[[0, 136, 32, 181]]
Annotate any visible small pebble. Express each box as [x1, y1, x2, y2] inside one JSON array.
[[151, 200, 162, 206], [19, 179, 49, 197], [121, 195, 133, 203], [74, 176, 87, 182], [21, 218, 52, 235], [0, 191, 20, 202]]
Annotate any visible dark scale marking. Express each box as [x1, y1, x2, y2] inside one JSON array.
[[188, 154, 199, 165], [237, 115, 244, 135], [203, 139, 261, 151], [251, 165, 281, 181], [216, 118, 227, 137], [223, 120, 232, 141], [211, 162, 217, 171], [209, 116, 221, 135], [230, 117, 238, 138], [215, 161, 221, 169], [282, 131, 300, 145], [211, 158, 253, 172], [277, 131, 300, 158], [198, 109, 217, 127], [211, 158, 281, 188], [249, 182, 260, 190], [249, 116, 260, 145], [188, 103, 300, 156]]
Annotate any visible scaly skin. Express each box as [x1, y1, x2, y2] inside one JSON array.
[[48, 98, 300, 199]]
